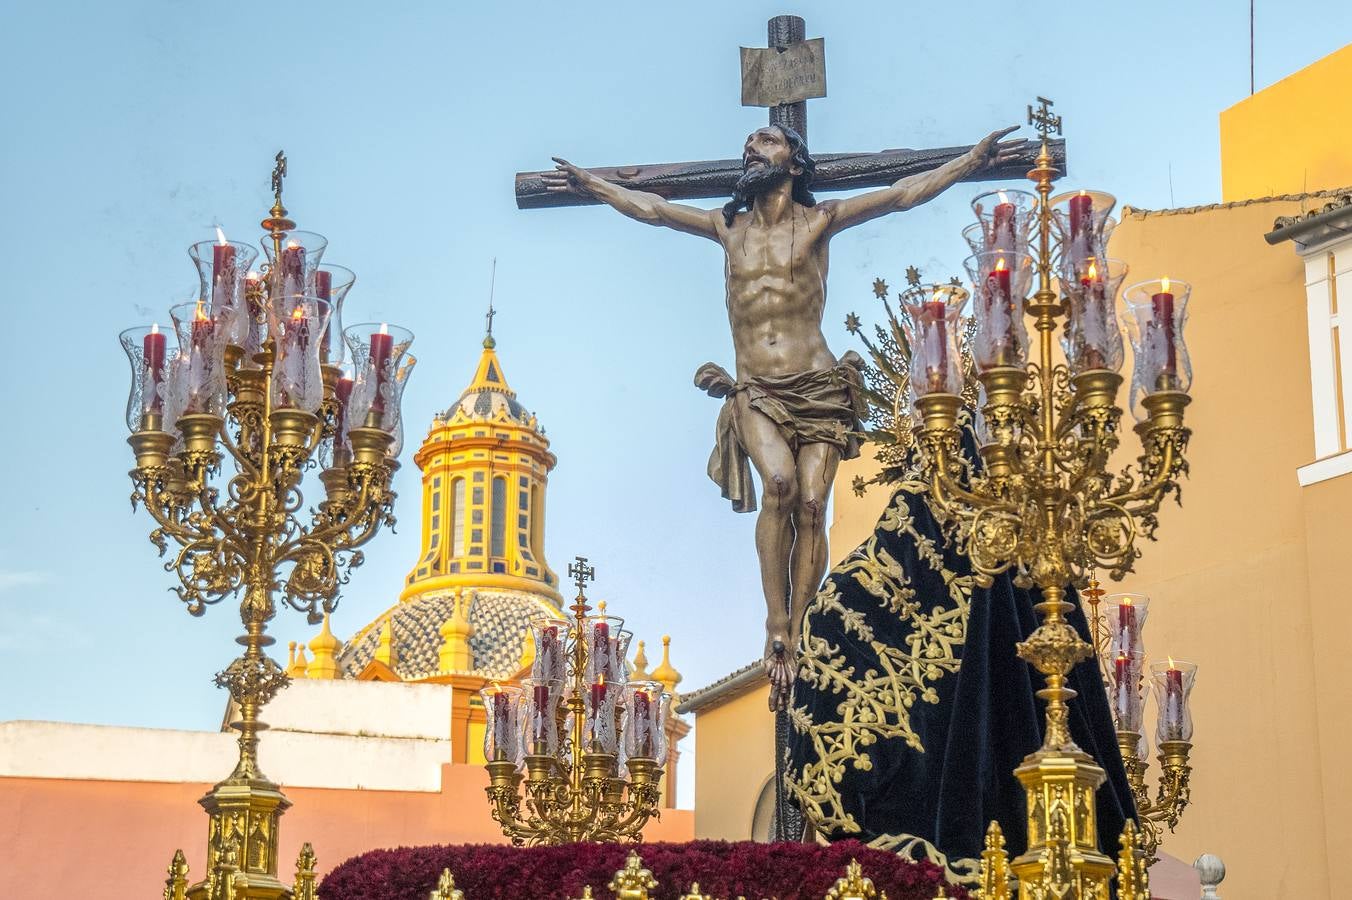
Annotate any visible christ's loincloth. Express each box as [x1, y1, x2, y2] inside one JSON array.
[[695, 354, 866, 513]]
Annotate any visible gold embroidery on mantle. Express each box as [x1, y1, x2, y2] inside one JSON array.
[[786, 487, 974, 854]]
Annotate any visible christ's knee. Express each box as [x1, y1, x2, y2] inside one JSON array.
[[795, 495, 825, 531], [763, 472, 799, 514]]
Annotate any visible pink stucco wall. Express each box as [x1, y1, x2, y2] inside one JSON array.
[[0, 765, 693, 900]]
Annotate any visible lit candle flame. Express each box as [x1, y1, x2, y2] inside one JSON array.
[[287, 239, 300, 249], [1120, 595, 1132, 606], [997, 191, 1008, 204], [1160, 276, 1171, 294], [995, 256, 1007, 272], [379, 322, 389, 336], [194, 300, 208, 322], [151, 322, 160, 335], [246, 270, 260, 281], [1087, 261, 1098, 280], [291, 304, 305, 322], [1167, 656, 1177, 670], [1079, 189, 1087, 197], [215, 226, 228, 245], [491, 681, 502, 694]]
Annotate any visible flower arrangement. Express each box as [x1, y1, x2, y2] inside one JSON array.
[[320, 840, 964, 900]]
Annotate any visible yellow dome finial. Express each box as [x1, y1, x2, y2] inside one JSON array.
[[518, 624, 537, 673], [651, 635, 682, 693], [293, 643, 310, 678], [438, 589, 476, 673], [307, 613, 341, 680], [630, 640, 651, 680], [374, 617, 399, 669], [286, 641, 308, 678]]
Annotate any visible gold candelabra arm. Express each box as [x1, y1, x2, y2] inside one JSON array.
[[1114, 730, 1192, 861]]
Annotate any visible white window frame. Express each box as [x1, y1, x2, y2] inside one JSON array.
[[1297, 234, 1352, 486]]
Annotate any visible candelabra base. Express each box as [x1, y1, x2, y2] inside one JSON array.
[[1010, 745, 1116, 895], [185, 774, 293, 900]]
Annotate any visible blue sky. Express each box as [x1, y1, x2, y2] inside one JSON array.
[[1, 2, 1348, 805]]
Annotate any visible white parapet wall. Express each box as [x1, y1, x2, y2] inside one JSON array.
[[2, 679, 457, 792]]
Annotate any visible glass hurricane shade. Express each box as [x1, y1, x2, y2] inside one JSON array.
[[169, 300, 233, 416], [480, 684, 524, 766], [581, 615, 630, 687], [188, 237, 259, 346], [1050, 190, 1118, 268], [969, 189, 1038, 256], [1150, 659, 1197, 744], [1105, 592, 1151, 657], [266, 296, 333, 413], [903, 285, 969, 397], [1112, 650, 1147, 733], [343, 323, 415, 441], [119, 325, 179, 433], [522, 677, 563, 758], [314, 263, 356, 365], [1060, 256, 1128, 374], [260, 231, 328, 305], [621, 681, 669, 762], [1122, 278, 1193, 419], [962, 252, 1034, 372], [530, 617, 572, 684]]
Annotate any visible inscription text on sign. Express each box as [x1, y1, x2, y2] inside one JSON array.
[[740, 37, 827, 108]]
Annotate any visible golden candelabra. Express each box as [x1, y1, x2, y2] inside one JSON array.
[[899, 99, 1194, 898], [126, 153, 413, 900], [485, 558, 667, 844]]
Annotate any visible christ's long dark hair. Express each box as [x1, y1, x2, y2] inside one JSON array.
[[722, 124, 817, 226]]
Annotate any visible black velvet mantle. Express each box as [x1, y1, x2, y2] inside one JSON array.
[[786, 484, 1135, 875]]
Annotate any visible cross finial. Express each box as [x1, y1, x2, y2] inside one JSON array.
[[568, 556, 596, 595], [485, 257, 498, 339], [271, 151, 288, 205], [1027, 97, 1062, 139]]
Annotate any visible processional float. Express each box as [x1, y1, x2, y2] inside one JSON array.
[[121, 153, 416, 900]]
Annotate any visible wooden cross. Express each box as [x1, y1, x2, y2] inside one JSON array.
[[515, 15, 1066, 210]]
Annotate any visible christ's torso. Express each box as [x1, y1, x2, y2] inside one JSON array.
[[719, 204, 837, 380]]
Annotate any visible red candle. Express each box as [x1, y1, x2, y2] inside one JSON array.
[[923, 296, 949, 390], [537, 625, 560, 681], [1116, 597, 1136, 648], [532, 683, 552, 744], [592, 621, 611, 680], [1113, 653, 1134, 721], [190, 301, 212, 348], [633, 690, 653, 757], [369, 324, 394, 415], [992, 195, 1016, 252], [1068, 190, 1093, 247], [314, 269, 333, 300], [333, 374, 354, 463], [491, 688, 511, 759], [989, 259, 1016, 366], [590, 677, 608, 714], [281, 241, 306, 300], [1151, 277, 1178, 380], [1163, 660, 1185, 740], [143, 324, 167, 414], [210, 232, 237, 314]]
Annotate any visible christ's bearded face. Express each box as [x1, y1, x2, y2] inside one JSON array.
[[737, 126, 800, 197]]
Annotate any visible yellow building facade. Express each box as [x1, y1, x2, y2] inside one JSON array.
[[684, 44, 1352, 899]]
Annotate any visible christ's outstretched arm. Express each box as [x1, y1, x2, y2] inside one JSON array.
[[542, 157, 720, 241], [822, 126, 1024, 236]]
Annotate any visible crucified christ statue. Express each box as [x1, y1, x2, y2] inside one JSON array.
[[543, 122, 1021, 708]]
